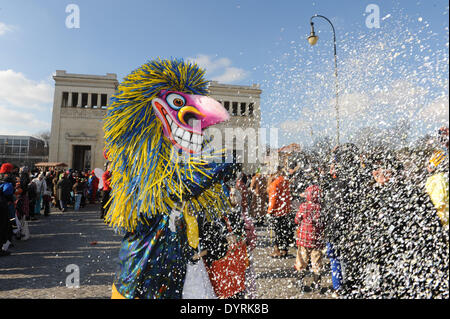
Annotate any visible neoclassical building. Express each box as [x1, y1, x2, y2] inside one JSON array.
[[49, 70, 262, 173]]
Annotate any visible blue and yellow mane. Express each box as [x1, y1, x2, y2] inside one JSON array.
[[103, 58, 229, 232]]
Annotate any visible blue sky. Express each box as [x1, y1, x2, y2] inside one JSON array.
[[0, 0, 448, 147]]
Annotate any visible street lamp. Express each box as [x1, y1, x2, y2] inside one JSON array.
[[308, 14, 340, 146]]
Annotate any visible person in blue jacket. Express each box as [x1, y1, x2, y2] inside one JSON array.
[[0, 163, 15, 257]]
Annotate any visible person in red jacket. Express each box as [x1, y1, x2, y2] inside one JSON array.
[[294, 184, 325, 293], [267, 166, 291, 258], [100, 163, 112, 219]]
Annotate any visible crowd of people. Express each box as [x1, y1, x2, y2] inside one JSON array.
[[0, 164, 111, 257], [204, 126, 449, 299], [1, 127, 448, 299]]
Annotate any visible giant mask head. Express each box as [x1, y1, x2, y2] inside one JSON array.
[[103, 58, 231, 231]]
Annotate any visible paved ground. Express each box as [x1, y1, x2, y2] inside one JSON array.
[[0, 204, 333, 299]]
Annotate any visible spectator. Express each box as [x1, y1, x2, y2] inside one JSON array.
[[52, 172, 61, 210], [100, 163, 112, 219], [88, 170, 99, 204], [356, 149, 449, 298], [425, 127, 449, 230], [235, 172, 249, 216], [42, 172, 52, 216], [57, 173, 72, 212], [14, 180, 30, 240], [321, 143, 368, 295], [80, 176, 88, 208], [0, 163, 15, 256], [27, 175, 38, 220], [18, 167, 30, 220], [32, 173, 47, 217], [249, 170, 268, 225], [73, 177, 84, 211], [267, 166, 291, 258], [295, 185, 325, 293]]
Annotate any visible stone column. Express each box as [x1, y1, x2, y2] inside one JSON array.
[[68, 92, 73, 107], [96, 94, 101, 108], [88, 93, 92, 108], [77, 92, 82, 108], [106, 94, 111, 108]]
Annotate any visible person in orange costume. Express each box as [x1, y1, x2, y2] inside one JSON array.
[[267, 166, 291, 258]]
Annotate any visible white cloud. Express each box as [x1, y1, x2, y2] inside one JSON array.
[[0, 105, 50, 133], [279, 80, 441, 140], [280, 119, 310, 132], [0, 22, 14, 36], [0, 69, 53, 110], [0, 70, 53, 136], [280, 107, 323, 133], [211, 67, 248, 83], [328, 92, 370, 119], [416, 95, 449, 125], [190, 54, 231, 73], [187, 54, 248, 83]]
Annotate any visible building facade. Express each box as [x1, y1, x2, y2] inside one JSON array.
[[49, 71, 262, 173], [49, 70, 118, 171], [207, 81, 263, 173], [0, 135, 47, 167]]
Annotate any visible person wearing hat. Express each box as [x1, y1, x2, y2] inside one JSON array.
[[425, 127, 449, 230], [57, 172, 72, 212], [0, 163, 14, 175], [0, 163, 15, 256], [295, 184, 325, 293]]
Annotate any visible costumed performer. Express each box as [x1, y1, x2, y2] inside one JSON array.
[[103, 58, 232, 299]]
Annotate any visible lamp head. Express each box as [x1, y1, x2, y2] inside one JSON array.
[[308, 21, 319, 46], [308, 33, 319, 46]]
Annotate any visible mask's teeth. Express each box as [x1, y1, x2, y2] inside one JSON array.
[[175, 127, 184, 138], [167, 118, 204, 153], [181, 140, 190, 149], [170, 122, 177, 134], [182, 131, 191, 142], [192, 133, 199, 145]]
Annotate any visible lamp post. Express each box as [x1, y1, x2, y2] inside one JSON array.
[[308, 14, 340, 146]]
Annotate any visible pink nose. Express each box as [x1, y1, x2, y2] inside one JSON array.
[[190, 95, 230, 129]]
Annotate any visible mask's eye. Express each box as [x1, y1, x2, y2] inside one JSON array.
[[166, 93, 186, 110]]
